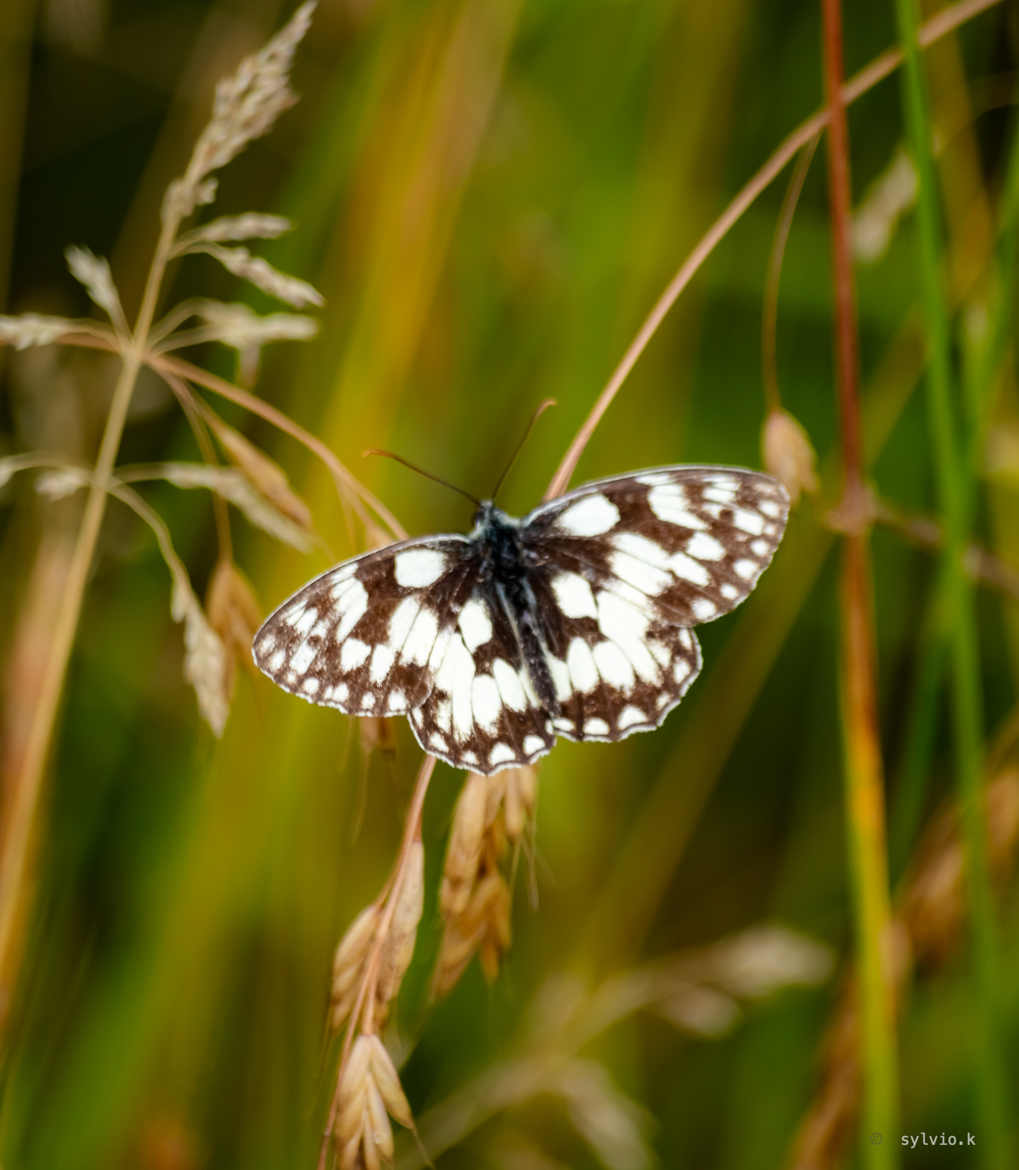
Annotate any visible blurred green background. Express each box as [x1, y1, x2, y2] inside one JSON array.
[[1, 1, 1017, 1167]]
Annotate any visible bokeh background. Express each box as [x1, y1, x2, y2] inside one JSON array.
[[1, 1, 1017, 1168]]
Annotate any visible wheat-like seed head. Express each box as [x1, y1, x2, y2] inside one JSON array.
[[433, 768, 537, 997], [331, 906, 381, 1033], [163, 2, 317, 226], [373, 841, 424, 1026], [335, 1034, 414, 1170]]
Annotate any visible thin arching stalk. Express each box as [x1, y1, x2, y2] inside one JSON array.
[[821, 1, 898, 1167], [0, 208, 179, 1044]]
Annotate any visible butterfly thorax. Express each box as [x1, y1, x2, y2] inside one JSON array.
[[472, 501, 559, 712], [472, 501, 527, 584]]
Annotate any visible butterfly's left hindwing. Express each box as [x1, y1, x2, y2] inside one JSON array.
[[253, 536, 476, 717]]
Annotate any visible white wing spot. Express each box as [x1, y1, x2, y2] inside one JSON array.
[[720, 582, 740, 601], [636, 472, 674, 486], [703, 486, 737, 505], [327, 567, 356, 598], [340, 638, 370, 670], [618, 705, 646, 730], [670, 551, 711, 587], [438, 637, 475, 738], [731, 507, 766, 536], [388, 596, 419, 646], [458, 598, 493, 651], [557, 493, 620, 536], [471, 674, 502, 732], [597, 588, 646, 640], [751, 538, 771, 557], [648, 486, 708, 530], [685, 532, 726, 561], [430, 730, 448, 751], [551, 572, 598, 619], [584, 717, 610, 736], [609, 550, 671, 597], [290, 641, 317, 675], [760, 499, 783, 518], [259, 633, 277, 654], [435, 699, 452, 732], [648, 639, 671, 668], [548, 656, 573, 702], [404, 607, 439, 665], [268, 648, 286, 673], [566, 637, 599, 693], [461, 750, 479, 766], [489, 743, 515, 768], [394, 547, 447, 587], [360, 691, 374, 709], [370, 644, 395, 684], [328, 682, 349, 703], [292, 608, 317, 636], [612, 532, 671, 567], [592, 640, 635, 690], [302, 677, 320, 695], [335, 579, 368, 639], [734, 559, 757, 580], [691, 597, 717, 621], [523, 735, 546, 756], [387, 689, 406, 712], [492, 658, 527, 712]]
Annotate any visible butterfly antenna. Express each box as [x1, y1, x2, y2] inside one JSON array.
[[490, 398, 556, 502], [364, 449, 481, 507]]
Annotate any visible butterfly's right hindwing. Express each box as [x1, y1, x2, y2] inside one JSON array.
[[252, 537, 475, 717]]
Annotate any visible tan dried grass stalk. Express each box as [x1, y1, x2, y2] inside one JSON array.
[[321, 757, 434, 1170], [0, 1, 322, 1047]]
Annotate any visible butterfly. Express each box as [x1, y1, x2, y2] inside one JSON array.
[[252, 466, 789, 775]]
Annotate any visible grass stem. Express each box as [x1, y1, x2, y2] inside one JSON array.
[[893, 1, 1009, 1164], [821, 1, 898, 1165], [0, 209, 178, 1049]]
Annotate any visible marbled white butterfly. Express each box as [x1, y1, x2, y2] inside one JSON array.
[[253, 467, 789, 774]]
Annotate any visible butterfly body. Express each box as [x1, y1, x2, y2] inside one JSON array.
[[253, 466, 789, 774]]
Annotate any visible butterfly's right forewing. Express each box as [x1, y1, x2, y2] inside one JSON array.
[[253, 536, 475, 717]]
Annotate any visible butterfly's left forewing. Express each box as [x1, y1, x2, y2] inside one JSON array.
[[253, 536, 476, 717]]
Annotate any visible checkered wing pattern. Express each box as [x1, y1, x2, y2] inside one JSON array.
[[252, 536, 476, 718], [253, 466, 789, 774], [407, 582, 558, 773], [517, 467, 788, 745]]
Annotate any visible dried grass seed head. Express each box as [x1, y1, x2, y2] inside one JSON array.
[[64, 245, 128, 334], [374, 840, 424, 1022], [440, 772, 488, 918], [205, 413, 313, 532], [170, 577, 230, 735], [184, 244, 323, 309], [331, 904, 381, 1031], [762, 408, 818, 504], [0, 314, 77, 350], [206, 560, 262, 699], [164, 2, 317, 225], [335, 1035, 414, 1170]]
